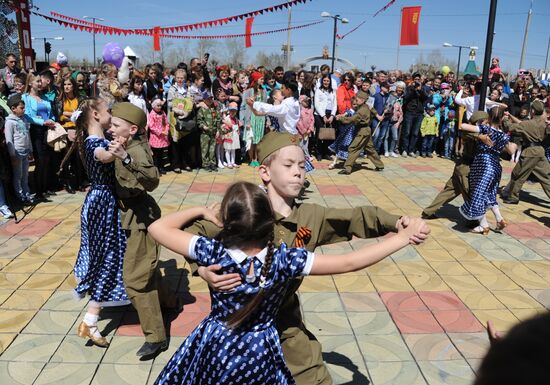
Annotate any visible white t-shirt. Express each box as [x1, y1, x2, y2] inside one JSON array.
[[253, 97, 300, 135]]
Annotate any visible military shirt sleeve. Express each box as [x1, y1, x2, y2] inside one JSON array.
[[311, 204, 400, 246], [124, 142, 160, 192]]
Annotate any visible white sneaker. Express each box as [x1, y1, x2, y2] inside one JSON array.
[[217, 163, 225, 169], [401, 151, 408, 157], [0, 205, 14, 219], [391, 152, 399, 158], [409, 152, 417, 158], [384, 152, 389, 157]]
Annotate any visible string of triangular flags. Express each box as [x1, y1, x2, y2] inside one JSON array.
[[336, 0, 397, 40], [44, 0, 311, 36]]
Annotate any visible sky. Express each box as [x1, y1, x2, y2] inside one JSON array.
[[24, 0, 550, 73]]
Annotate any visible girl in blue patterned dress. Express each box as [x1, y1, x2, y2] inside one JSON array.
[[71, 98, 130, 347], [149, 181, 425, 385], [328, 97, 357, 169], [459, 108, 517, 234]]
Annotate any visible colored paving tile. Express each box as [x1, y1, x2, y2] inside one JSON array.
[[0, 156, 548, 385]]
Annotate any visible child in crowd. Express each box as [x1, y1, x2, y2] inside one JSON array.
[[509, 106, 529, 163], [9, 73, 26, 100], [147, 98, 170, 174], [4, 95, 32, 205], [215, 88, 229, 168], [296, 95, 315, 160], [440, 110, 456, 159], [221, 102, 241, 169], [328, 96, 357, 169], [420, 104, 438, 157], [127, 77, 148, 115], [149, 181, 426, 385], [72, 97, 129, 347], [265, 89, 283, 132], [197, 92, 221, 172]]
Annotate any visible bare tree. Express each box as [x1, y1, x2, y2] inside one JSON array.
[[222, 38, 246, 69], [409, 49, 453, 76], [255, 50, 285, 69]]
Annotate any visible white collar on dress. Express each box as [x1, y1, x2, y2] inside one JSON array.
[[226, 247, 268, 264]]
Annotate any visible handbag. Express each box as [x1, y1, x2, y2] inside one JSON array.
[[46, 123, 68, 152], [318, 123, 335, 140]]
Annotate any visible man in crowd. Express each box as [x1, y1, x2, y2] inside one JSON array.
[[0, 53, 20, 97]]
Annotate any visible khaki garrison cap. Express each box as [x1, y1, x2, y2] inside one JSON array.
[[111, 102, 147, 130], [257, 131, 301, 164]]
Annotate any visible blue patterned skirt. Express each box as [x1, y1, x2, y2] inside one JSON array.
[[74, 186, 129, 306], [328, 124, 356, 160]]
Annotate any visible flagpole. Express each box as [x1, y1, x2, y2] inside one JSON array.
[[396, 7, 402, 70]]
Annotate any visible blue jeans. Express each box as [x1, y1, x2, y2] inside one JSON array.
[[440, 122, 456, 158], [421, 135, 435, 155], [11, 153, 30, 199], [400, 112, 423, 153], [384, 124, 399, 154], [373, 119, 391, 153]]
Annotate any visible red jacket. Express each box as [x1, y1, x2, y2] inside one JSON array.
[[336, 84, 356, 114]]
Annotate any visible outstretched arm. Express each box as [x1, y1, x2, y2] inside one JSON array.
[[148, 206, 222, 257], [310, 218, 427, 275], [460, 123, 481, 133]]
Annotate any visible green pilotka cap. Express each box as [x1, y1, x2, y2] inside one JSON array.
[[111, 102, 147, 130], [470, 111, 489, 124], [356, 90, 369, 101], [257, 131, 301, 164], [531, 99, 544, 115]]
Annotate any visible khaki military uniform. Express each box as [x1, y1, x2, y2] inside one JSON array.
[[115, 136, 176, 344], [339, 103, 384, 173], [197, 106, 222, 168], [186, 203, 400, 385], [423, 133, 480, 216], [508, 116, 550, 201]]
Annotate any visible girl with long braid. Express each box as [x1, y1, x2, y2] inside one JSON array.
[[149, 181, 426, 385], [70, 97, 129, 348]]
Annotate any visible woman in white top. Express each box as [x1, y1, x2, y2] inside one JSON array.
[[455, 82, 507, 120], [313, 74, 337, 161]]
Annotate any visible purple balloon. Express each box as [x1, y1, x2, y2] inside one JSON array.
[[102, 42, 124, 68]]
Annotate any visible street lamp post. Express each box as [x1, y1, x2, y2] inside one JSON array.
[[443, 42, 479, 78], [31, 36, 64, 62], [321, 12, 349, 72], [83, 16, 105, 68]]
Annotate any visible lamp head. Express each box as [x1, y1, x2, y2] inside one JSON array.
[[341, 18, 349, 24], [321, 11, 331, 18], [443, 43, 453, 47]]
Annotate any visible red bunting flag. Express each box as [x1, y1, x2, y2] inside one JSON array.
[[400, 6, 421, 45], [245, 17, 254, 48], [153, 26, 161, 51]]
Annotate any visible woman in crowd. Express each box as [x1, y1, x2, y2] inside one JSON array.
[[314, 74, 337, 161], [167, 69, 194, 172], [144, 64, 163, 110], [212, 65, 236, 103], [95, 63, 127, 109], [56, 77, 85, 193], [241, 71, 267, 167], [507, 79, 530, 117], [22, 72, 56, 201]]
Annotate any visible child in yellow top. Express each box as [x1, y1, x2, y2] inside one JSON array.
[[420, 104, 438, 157]]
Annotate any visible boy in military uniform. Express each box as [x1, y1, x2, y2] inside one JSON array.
[[182, 131, 430, 384], [422, 111, 493, 219], [502, 100, 550, 204], [335, 90, 385, 174], [197, 91, 221, 171], [108, 102, 178, 358]]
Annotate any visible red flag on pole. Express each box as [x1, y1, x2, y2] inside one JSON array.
[[400, 6, 421, 45], [245, 17, 254, 48], [153, 26, 161, 51]]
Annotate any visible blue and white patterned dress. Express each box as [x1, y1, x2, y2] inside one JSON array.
[[73, 135, 129, 306], [328, 109, 356, 160], [460, 125, 510, 220], [155, 236, 313, 385]]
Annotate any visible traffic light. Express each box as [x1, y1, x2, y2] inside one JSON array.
[[45, 42, 51, 54]]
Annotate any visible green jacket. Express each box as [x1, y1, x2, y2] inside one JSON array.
[[510, 116, 547, 157], [338, 103, 377, 128], [114, 135, 161, 230], [197, 106, 222, 136]]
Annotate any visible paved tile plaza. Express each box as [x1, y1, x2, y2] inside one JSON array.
[[1, 156, 549, 385]]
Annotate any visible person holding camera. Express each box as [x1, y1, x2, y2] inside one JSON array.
[[400, 73, 428, 157]]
